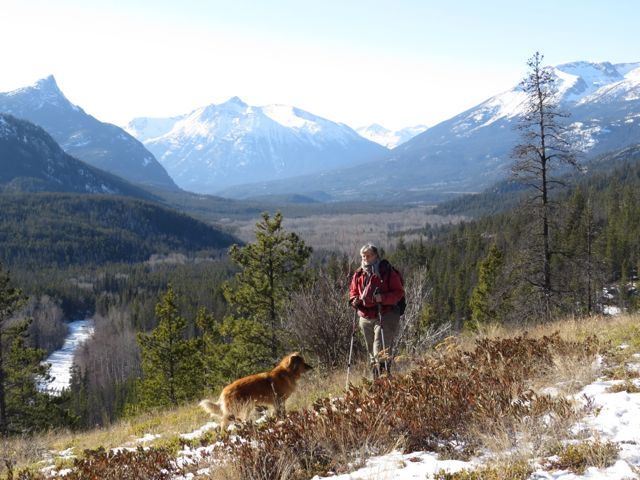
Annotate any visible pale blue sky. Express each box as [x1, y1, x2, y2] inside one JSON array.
[[2, 0, 638, 129]]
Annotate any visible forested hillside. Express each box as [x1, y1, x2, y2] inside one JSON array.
[[0, 114, 156, 199], [0, 193, 237, 267], [391, 146, 640, 329]]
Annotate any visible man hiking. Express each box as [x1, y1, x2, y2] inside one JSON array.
[[349, 244, 404, 378]]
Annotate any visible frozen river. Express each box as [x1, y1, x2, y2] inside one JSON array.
[[39, 319, 94, 394]]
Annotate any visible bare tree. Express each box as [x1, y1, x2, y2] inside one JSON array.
[[283, 269, 360, 369], [393, 266, 449, 355], [512, 51, 578, 320]]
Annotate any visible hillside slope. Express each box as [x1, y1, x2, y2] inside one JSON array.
[[0, 114, 156, 199], [0, 193, 237, 267], [0, 76, 178, 190]]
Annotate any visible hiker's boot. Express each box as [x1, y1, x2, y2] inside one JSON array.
[[371, 363, 380, 380]]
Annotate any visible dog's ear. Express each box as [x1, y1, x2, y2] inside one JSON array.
[[286, 352, 302, 370]]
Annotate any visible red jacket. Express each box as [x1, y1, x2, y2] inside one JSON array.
[[349, 261, 404, 319]]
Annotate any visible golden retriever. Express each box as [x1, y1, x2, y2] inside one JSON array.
[[199, 352, 313, 429]]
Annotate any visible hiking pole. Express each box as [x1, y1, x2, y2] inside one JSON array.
[[345, 308, 358, 389], [374, 288, 389, 375]]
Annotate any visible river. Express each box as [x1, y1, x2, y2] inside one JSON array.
[[39, 319, 95, 394]]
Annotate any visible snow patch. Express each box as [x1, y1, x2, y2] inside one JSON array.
[[603, 305, 621, 316], [180, 422, 219, 440], [311, 451, 474, 480], [357, 124, 427, 148], [262, 104, 315, 130]]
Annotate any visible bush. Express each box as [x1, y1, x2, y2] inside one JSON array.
[[606, 381, 640, 393], [434, 459, 533, 479], [211, 333, 598, 479], [67, 447, 179, 480], [547, 439, 620, 474]]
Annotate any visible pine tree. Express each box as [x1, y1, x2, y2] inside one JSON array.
[[0, 262, 23, 435], [223, 212, 312, 361], [136, 286, 202, 409], [468, 243, 505, 329], [511, 51, 578, 320], [0, 262, 72, 434]]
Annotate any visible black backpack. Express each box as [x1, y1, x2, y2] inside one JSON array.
[[379, 260, 406, 315]]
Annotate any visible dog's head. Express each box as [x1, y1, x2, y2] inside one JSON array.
[[282, 352, 313, 375]]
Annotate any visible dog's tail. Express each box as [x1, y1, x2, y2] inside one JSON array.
[[199, 399, 222, 417]]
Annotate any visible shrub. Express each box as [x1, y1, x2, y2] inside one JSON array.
[[547, 439, 620, 474], [606, 381, 640, 393], [59, 447, 180, 480], [211, 333, 598, 479], [434, 459, 533, 479]]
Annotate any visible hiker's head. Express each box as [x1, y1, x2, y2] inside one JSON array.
[[360, 244, 379, 264]]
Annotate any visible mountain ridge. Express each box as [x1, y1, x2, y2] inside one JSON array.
[[218, 60, 640, 202], [126, 97, 389, 193], [0, 113, 156, 199], [0, 76, 179, 191], [356, 123, 428, 148]]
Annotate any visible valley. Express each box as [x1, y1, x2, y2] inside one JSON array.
[[1, 39, 640, 479]]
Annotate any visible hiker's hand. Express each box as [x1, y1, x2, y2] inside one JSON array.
[[374, 293, 382, 303], [350, 298, 362, 308]]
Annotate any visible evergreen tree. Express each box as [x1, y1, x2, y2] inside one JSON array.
[[0, 262, 23, 435], [223, 212, 312, 361], [0, 262, 72, 434], [136, 286, 202, 409], [511, 51, 578, 320], [468, 244, 505, 329]]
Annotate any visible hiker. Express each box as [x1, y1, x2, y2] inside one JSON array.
[[349, 244, 404, 377]]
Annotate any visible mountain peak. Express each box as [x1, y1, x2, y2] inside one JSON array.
[[34, 74, 61, 91], [221, 96, 247, 108], [362, 123, 389, 133], [4, 74, 69, 107], [26, 75, 66, 99]]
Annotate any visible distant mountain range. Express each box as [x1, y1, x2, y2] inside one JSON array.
[[0, 113, 154, 199], [125, 98, 388, 193], [356, 124, 428, 149], [217, 61, 640, 202], [0, 76, 178, 190]]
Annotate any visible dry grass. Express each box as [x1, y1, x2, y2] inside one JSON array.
[[546, 439, 620, 474], [606, 380, 640, 393], [0, 403, 209, 476], [454, 315, 639, 459], [6, 313, 640, 479], [434, 458, 533, 479]]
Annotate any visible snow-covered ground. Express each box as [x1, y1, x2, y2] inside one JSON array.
[[39, 319, 94, 394]]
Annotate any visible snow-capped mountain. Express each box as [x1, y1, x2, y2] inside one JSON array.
[[356, 124, 428, 149], [126, 98, 388, 193], [0, 76, 178, 190], [0, 113, 153, 198], [126, 115, 186, 143], [219, 61, 640, 202]]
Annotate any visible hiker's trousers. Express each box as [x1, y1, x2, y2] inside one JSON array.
[[358, 309, 401, 361]]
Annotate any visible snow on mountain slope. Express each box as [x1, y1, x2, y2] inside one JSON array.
[[218, 60, 640, 203], [125, 115, 185, 142], [356, 124, 428, 148], [577, 65, 640, 105], [0, 76, 178, 190], [129, 98, 388, 193]]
